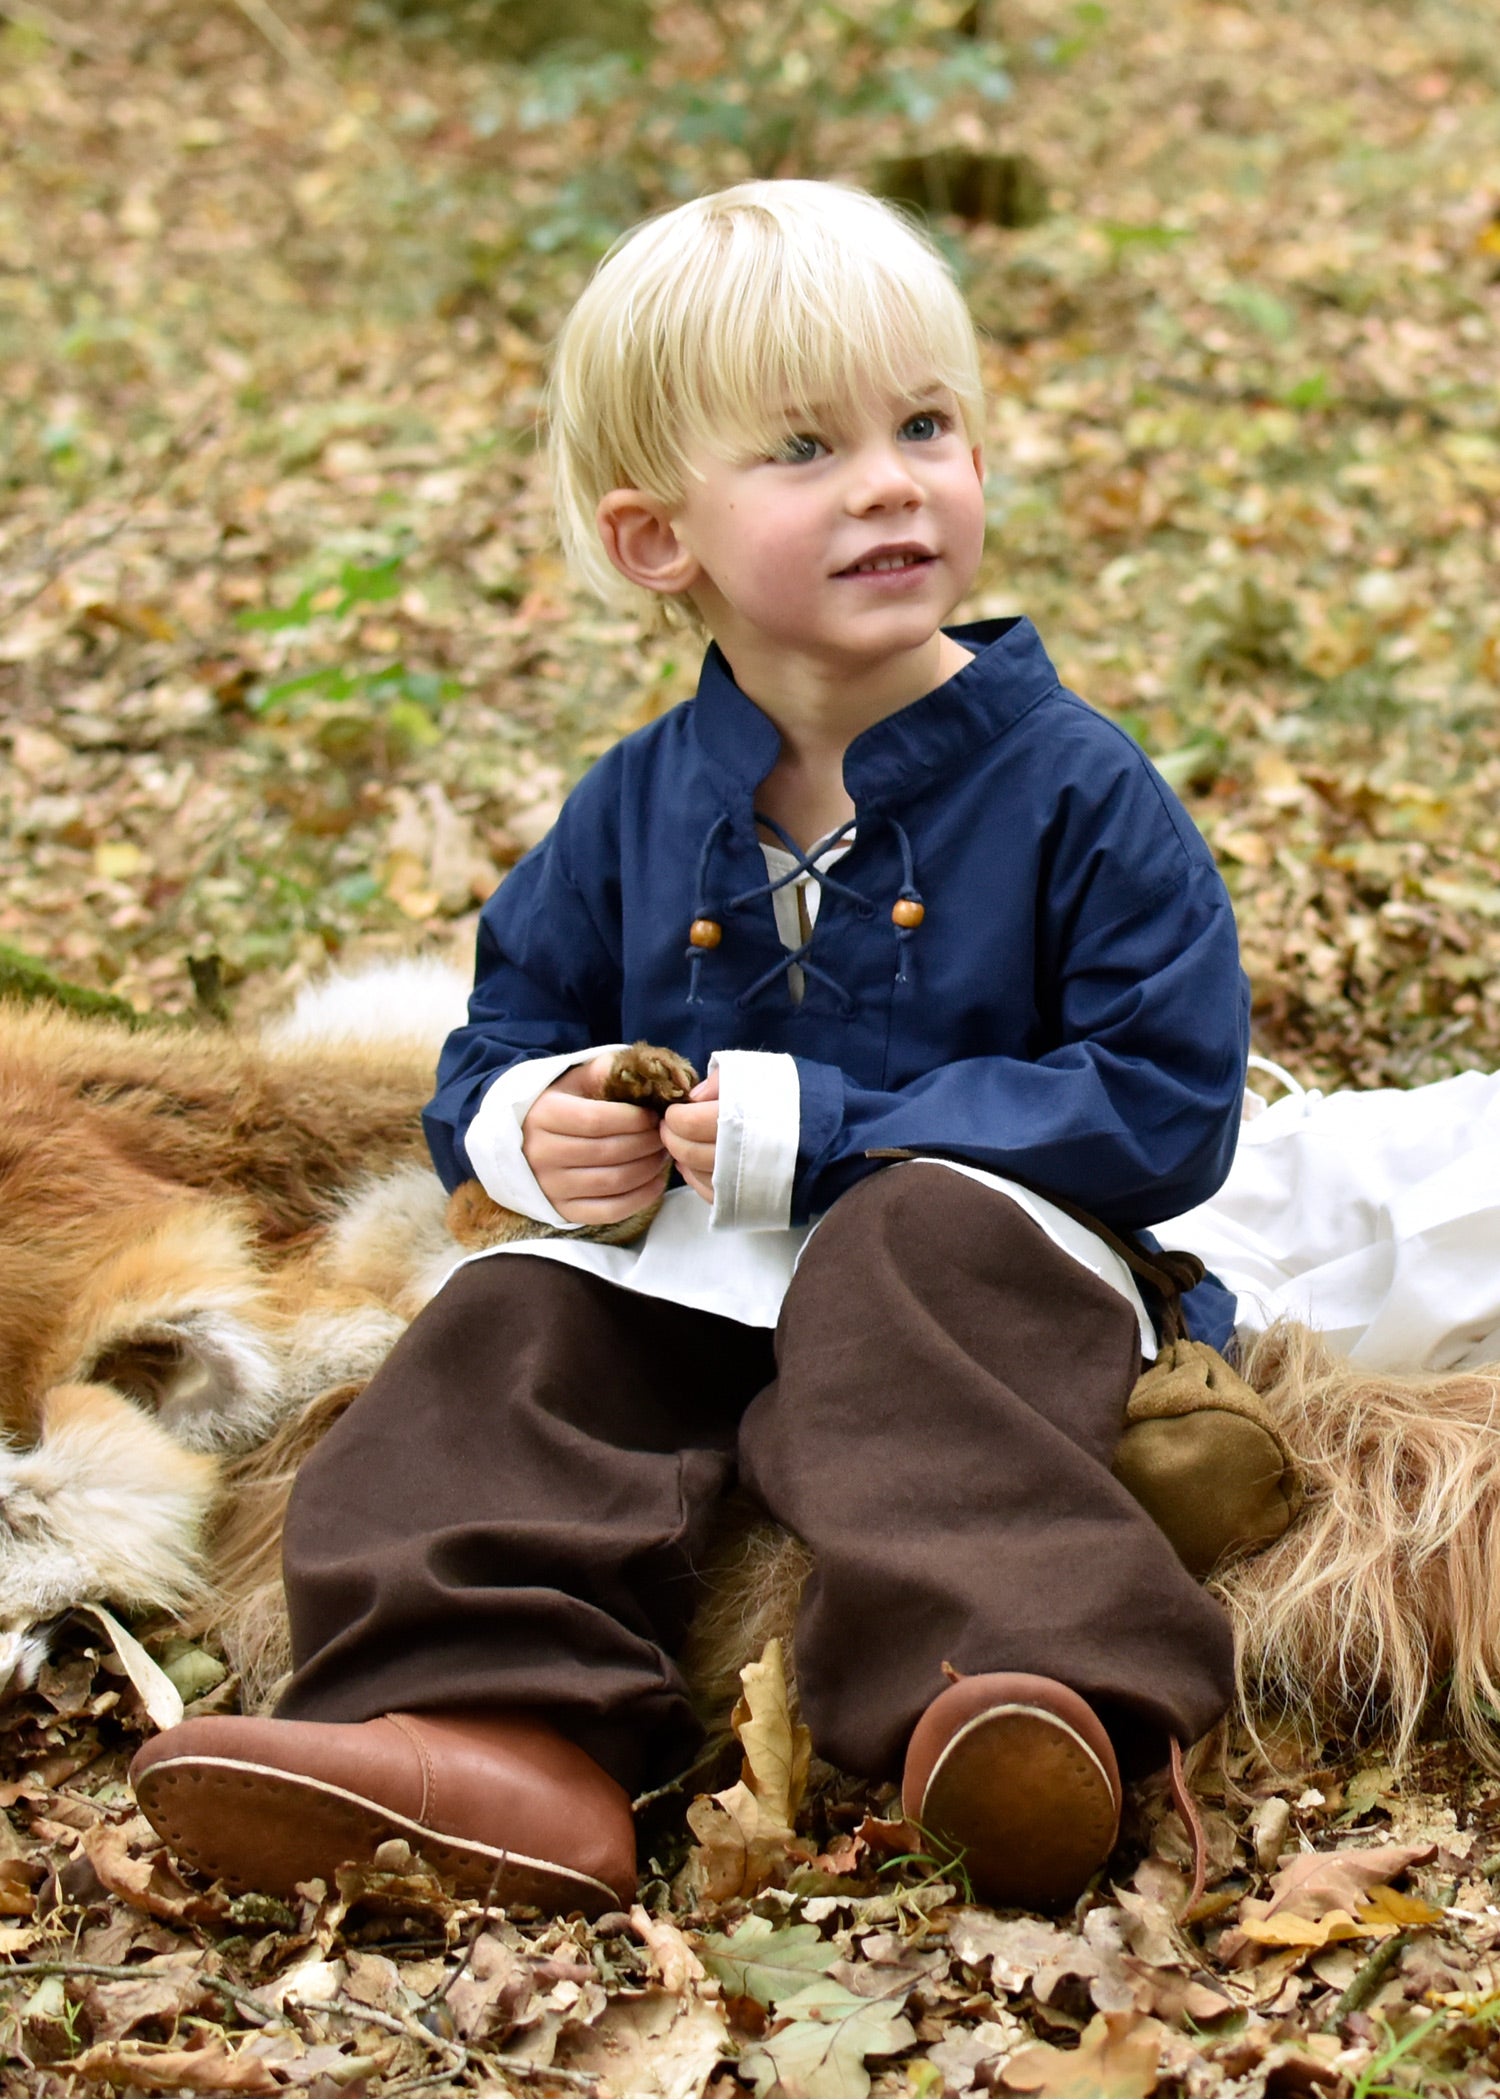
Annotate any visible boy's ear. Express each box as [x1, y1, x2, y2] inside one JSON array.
[[596, 490, 702, 596]]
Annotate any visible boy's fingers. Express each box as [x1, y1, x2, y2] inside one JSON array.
[[532, 1091, 659, 1138], [688, 1068, 721, 1102], [548, 1158, 670, 1201], [553, 1165, 672, 1224], [662, 1100, 718, 1143], [527, 1126, 666, 1171]]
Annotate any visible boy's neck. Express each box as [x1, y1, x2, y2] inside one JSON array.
[[719, 627, 972, 755], [715, 627, 973, 852]]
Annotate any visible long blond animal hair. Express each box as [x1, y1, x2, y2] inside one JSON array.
[[1214, 1322, 1500, 1770]]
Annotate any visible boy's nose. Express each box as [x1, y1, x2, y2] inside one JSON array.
[[845, 443, 923, 511]]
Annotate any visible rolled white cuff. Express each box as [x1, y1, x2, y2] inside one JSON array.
[[708, 1050, 801, 1231], [462, 1045, 628, 1231]]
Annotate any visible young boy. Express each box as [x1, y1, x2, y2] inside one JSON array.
[[133, 181, 1249, 1914]]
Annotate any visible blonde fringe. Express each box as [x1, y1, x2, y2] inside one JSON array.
[[1216, 1322, 1500, 1770]]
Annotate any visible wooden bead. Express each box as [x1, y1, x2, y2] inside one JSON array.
[[891, 897, 925, 929], [689, 918, 723, 949]]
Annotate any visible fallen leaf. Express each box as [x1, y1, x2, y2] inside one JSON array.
[[443, 1930, 535, 2043], [683, 1780, 799, 1904], [738, 1986, 917, 2100], [924, 2017, 1027, 2096], [1358, 1884, 1444, 1930], [80, 1821, 227, 1927], [999, 2011, 1165, 2097], [630, 1903, 710, 1996], [852, 1811, 923, 1857], [1250, 1796, 1293, 1871], [77, 1965, 212, 2043], [697, 1915, 840, 2007], [558, 1986, 731, 2098], [732, 1637, 812, 1832], [1263, 1842, 1436, 1921], [73, 1603, 184, 1731], [1232, 1905, 1370, 1951], [66, 2038, 280, 2095], [1342, 1765, 1397, 1819], [947, 1909, 1097, 1998]]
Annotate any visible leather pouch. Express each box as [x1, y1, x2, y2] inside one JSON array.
[[1112, 1337, 1303, 1579]]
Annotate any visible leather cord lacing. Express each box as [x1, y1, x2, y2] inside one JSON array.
[[684, 810, 926, 1009]]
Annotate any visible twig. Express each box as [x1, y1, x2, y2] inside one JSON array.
[[224, 0, 337, 88], [327, 1989, 603, 2092], [0, 1959, 277, 2027], [421, 1856, 506, 2010], [1322, 1931, 1411, 2030], [383, 2055, 602, 2095]]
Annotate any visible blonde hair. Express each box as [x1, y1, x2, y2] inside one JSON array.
[[546, 180, 986, 624]]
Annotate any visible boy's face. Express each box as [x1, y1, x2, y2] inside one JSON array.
[[659, 385, 985, 682]]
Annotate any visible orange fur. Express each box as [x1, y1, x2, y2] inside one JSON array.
[[7, 980, 1500, 1775]]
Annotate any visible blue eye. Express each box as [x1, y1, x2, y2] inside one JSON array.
[[773, 433, 824, 463], [901, 412, 944, 442]]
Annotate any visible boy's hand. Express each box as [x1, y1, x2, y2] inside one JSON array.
[[522, 1054, 670, 1224], [662, 1068, 720, 1205]]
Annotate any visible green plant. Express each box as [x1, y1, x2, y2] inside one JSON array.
[[1350, 2009, 1449, 2098]]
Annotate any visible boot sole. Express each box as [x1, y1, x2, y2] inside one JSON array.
[[135, 1754, 623, 1914], [916, 1704, 1119, 1911]]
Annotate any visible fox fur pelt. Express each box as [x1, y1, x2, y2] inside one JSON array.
[[5, 964, 1500, 1774]]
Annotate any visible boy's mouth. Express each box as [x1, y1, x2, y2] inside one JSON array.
[[836, 544, 935, 577]]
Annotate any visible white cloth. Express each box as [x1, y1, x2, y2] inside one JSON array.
[[1161, 1064, 1500, 1371]]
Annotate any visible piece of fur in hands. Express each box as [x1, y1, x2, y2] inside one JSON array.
[[445, 1042, 698, 1251]]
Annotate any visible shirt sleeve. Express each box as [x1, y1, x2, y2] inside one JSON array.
[[422, 807, 626, 1192], [707, 1050, 801, 1230], [462, 1043, 630, 1227], [789, 853, 1249, 1232]]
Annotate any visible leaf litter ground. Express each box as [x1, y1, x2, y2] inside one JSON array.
[[4, 0, 1500, 2091]]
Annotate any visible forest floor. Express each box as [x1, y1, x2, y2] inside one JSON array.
[[3, 0, 1500, 2092]]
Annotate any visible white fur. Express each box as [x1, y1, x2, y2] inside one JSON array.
[[260, 957, 469, 1052], [0, 1393, 217, 1688], [321, 1163, 463, 1319]]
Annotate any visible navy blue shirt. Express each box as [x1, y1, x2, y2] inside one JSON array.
[[427, 617, 1249, 1336]]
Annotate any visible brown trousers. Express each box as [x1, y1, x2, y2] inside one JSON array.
[[279, 1165, 1234, 1792]]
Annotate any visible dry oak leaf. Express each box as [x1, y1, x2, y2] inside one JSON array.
[[443, 1928, 536, 2043], [697, 1915, 841, 2007], [685, 1780, 801, 1904], [630, 1902, 712, 1997], [1229, 1884, 1444, 1955], [999, 2011, 1165, 2098], [684, 1639, 812, 1900], [80, 1818, 228, 1926], [1263, 1841, 1437, 1920], [946, 1909, 1099, 2000], [76, 1965, 214, 2044], [733, 1637, 812, 1831], [65, 2037, 280, 2095], [737, 1981, 917, 2100], [556, 1986, 732, 2099]]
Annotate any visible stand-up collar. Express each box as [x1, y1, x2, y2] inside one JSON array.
[[689, 617, 1062, 809]]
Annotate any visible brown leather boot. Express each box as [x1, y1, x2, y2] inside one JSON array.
[[902, 1672, 1121, 1911], [130, 1709, 636, 1915]]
